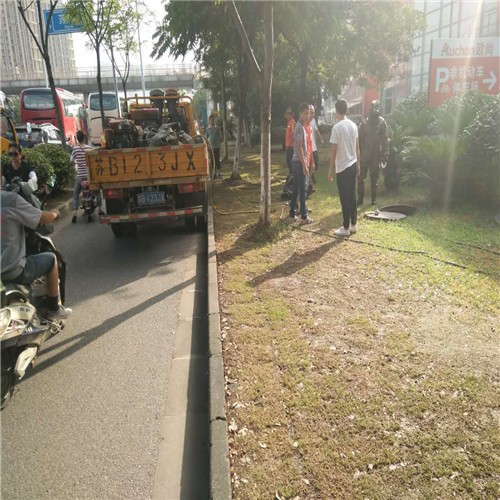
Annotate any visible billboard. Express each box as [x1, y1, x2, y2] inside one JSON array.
[[428, 38, 499, 107], [44, 8, 83, 35]]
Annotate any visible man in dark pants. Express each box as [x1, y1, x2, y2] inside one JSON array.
[[328, 99, 360, 237], [282, 108, 296, 197], [357, 100, 389, 206], [289, 103, 315, 224]]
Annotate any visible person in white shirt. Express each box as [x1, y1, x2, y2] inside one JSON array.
[[328, 99, 360, 237]]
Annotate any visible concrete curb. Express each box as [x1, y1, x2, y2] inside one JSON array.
[[207, 206, 232, 500], [45, 190, 74, 217]]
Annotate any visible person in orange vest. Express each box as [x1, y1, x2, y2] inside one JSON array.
[[282, 108, 296, 197]]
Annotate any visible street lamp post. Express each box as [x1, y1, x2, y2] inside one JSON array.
[[136, 1, 146, 97]]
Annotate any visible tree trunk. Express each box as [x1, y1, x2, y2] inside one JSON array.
[[244, 118, 251, 147], [259, 1, 274, 225], [220, 69, 229, 161], [300, 51, 308, 101], [231, 46, 245, 181], [95, 43, 106, 131], [45, 56, 67, 148]]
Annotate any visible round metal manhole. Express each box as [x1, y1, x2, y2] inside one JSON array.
[[380, 205, 417, 216], [364, 210, 407, 221]]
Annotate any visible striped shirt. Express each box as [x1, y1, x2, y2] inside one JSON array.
[[70, 144, 92, 179]]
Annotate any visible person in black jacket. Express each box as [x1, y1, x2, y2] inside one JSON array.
[[2, 143, 37, 185]]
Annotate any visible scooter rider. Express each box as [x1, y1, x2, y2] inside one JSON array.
[[2, 143, 38, 186], [357, 100, 389, 206], [0, 185, 72, 320]]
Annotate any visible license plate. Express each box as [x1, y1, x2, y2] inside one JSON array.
[[137, 191, 166, 206]]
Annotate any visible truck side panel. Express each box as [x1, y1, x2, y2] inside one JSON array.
[[86, 143, 208, 190]]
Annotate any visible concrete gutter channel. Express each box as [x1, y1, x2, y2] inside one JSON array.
[[207, 206, 232, 499]]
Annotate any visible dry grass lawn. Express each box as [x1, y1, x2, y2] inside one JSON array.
[[213, 145, 499, 500]]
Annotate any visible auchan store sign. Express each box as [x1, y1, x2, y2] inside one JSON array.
[[428, 38, 499, 107]]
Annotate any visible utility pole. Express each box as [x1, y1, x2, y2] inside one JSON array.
[[136, 1, 146, 97], [36, 0, 49, 88]]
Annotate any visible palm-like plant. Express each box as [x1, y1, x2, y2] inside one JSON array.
[[402, 135, 465, 202]]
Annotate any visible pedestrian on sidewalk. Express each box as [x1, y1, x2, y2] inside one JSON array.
[[207, 114, 222, 180], [289, 103, 315, 225], [309, 105, 323, 185], [328, 99, 360, 237], [71, 130, 101, 223], [282, 108, 296, 197]]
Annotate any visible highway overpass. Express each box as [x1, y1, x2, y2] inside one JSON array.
[[0, 65, 195, 97]]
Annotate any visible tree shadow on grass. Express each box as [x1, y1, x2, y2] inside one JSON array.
[[251, 239, 341, 287], [216, 219, 293, 265]]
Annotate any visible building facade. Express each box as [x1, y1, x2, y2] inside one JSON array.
[[0, 0, 76, 82], [334, 0, 499, 121]]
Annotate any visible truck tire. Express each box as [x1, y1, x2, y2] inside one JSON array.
[[111, 224, 127, 237], [185, 216, 196, 230], [196, 215, 207, 231], [111, 223, 137, 237]]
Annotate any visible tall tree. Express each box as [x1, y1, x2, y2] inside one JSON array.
[[17, 0, 67, 148], [65, 0, 117, 131], [229, 0, 274, 225], [104, 0, 147, 100]]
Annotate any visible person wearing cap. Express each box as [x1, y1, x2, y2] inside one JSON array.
[[282, 108, 296, 196]]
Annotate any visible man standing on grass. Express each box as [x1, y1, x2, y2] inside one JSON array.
[[207, 114, 222, 180], [282, 108, 296, 197], [357, 100, 389, 206], [328, 99, 360, 237], [290, 103, 315, 225], [309, 105, 323, 186]]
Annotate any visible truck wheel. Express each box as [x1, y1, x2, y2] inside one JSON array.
[[111, 224, 126, 237], [185, 216, 196, 230], [126, 223, 137, 236], [196, 215, 207, 231]]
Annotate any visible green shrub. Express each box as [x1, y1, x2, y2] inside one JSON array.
[[34, 143, 74, 192], [461, 94, 500, 204], [1, 149, 54, 188], [271, 125, 287, 145]]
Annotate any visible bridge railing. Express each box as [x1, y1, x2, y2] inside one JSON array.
[[1, 64, 196, 81]]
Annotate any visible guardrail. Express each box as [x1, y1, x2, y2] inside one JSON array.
[[1, 64, 196, 81]]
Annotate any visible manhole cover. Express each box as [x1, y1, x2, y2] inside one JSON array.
[[364, 211, 407, 221]]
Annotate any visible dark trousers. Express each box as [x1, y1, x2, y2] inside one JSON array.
[[283, 147, 294, 194], [290, 160, 308, 219], [337, 163, 357, 229], [357, 161, 379, 202], [313, 150, 319, 170], [210, 147, 221, 171]]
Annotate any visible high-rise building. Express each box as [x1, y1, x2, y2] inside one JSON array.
[[0, 0, 76, 81], [333, 0, 499, 122]]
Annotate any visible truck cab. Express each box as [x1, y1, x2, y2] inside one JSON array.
[[1, 107, 18, 155]]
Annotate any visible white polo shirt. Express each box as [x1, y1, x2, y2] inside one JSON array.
[[330, 118, 358, 174]]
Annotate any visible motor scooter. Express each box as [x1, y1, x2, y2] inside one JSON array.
[[81, 179, 97, 222], [1, 179, 68, 409]]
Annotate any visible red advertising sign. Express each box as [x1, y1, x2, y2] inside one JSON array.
[[428, 38, 499, 107]]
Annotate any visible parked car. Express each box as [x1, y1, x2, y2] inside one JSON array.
[[14, 123, 72, 152]]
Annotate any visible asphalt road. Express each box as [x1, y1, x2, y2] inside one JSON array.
[[1, 213, 207, 499]]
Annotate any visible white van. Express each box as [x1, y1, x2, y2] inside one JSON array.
[[87, 92, 119, 145]]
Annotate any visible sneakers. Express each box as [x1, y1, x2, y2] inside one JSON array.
[[214, 172, 223, 180], [289, 216, 298, 223], [356, 198, 363, 207], [299, 217, 313, 225], [334, 226, 351, 237], [72, 214, 77, 223], [371, 200, 377, 206], [349, 224, 358, 234], [47, 305, 73, 320]]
